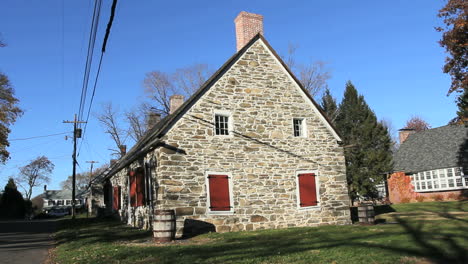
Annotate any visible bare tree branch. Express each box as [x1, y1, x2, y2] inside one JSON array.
[[143, 71, 174, 115], [125, 103, 150, 142], [96, 102, 127, 156]]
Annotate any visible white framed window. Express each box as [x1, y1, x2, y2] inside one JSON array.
[[411, 167, 467, 192], [295, 170, 320, 210], [205, 171, 234, 214], [214, 111, 233, 136], [293, 118, 307, 137]]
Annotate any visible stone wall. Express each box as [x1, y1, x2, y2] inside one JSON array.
[[153, 39, 351, 237]]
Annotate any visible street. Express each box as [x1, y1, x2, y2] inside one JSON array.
[[0, 219, 57, 264]]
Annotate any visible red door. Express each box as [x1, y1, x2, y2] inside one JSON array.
[[298, 173, 318, 207], [208, 175, 231, 211]]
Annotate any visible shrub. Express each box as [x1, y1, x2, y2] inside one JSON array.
[[432, 194, 444, 201], [415, 196, 425, 202], [447, 192, 459, 200], [401, 197, 411, 203]]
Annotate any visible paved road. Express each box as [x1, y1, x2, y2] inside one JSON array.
[[0, 219, 57, 264]]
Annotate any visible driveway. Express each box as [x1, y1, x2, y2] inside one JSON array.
[[0, 219, 57, 264]]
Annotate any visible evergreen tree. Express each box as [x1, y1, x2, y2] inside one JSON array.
[[456, 88, 468, 122], [320, 88, 339, 123], [335, 81, 393, 203], [0, 178, 26, 219]]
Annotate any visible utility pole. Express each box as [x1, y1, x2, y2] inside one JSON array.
[[63, 114, 86, 219], [86, 160, 99, 217]]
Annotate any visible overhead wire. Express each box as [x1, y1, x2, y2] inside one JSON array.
[[77, 0, 119, 157], [10, 131, 72, 141], [77, 0, 103, 123]]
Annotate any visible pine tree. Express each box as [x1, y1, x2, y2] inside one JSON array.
[[456, 88, 468, 122], [320, 88, 339, 123], [335, 81, 393, 203], [0, 178, 26, 219]]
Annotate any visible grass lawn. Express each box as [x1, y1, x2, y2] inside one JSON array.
[[52, 201, 468, 264]]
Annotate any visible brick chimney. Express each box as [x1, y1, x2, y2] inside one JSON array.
[[234, 11, 264, 51], [398, 128, 416, 144], [119, 145, 127, 156], [146, 111, 161, 130], [169, 95, 184, 114]]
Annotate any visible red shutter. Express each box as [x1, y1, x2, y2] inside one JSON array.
[[113, 186, 121, 210], [208, 175, 231, 211], [298, 173, 318, 207], [129, 171, 137, 207], [136, 169, 145, 207]]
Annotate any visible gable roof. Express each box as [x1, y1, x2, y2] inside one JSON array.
[[102, 34, 342, 180], [394, 124, 468, 173], [38, 190, 85, 200]]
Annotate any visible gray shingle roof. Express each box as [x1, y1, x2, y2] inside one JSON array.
[[394, 124, 468, 173], [39, 190, 84, 200]]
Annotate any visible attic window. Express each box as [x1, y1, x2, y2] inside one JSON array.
[[215, 112, 231, 136], [293, 118, 306, 137]]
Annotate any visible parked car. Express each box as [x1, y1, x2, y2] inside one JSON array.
[[48, 208, 69, 217]]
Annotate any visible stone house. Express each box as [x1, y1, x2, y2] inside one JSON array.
[[101, 11, 351, 237], [388, 124, 468, 203]]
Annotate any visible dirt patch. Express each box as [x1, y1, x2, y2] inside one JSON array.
[[43, 247, 57, 264], [400, 256, 435, 264]]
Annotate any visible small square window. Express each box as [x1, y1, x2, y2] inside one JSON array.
[[293, 118, 305, 137], [215, 114, 230, 136]]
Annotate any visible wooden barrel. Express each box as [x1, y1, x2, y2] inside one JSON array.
[[358, 203, 375, 225], [153, 210, 175, 243]]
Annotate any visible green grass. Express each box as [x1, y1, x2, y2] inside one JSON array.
[[53, 201, 468, 264]]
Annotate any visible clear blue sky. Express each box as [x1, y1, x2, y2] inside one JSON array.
[[0, 0, 457, 197]]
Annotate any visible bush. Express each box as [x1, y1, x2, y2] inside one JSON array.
[[432, 194, 444, 201], [415, 196, 426, 202], [401, 197, 411, 203], [447, 192, 460, 200]]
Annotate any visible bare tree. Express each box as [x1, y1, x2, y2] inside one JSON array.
[[143, 71, 175, 115], [15, 156, 54, 200], [404, 116, 431, 132], [96, 102, 128, 156], [173, 64, 211, 96], [143, 64, 212, 115], [125, 103, 150, 142], [283, 43, 331, 98]]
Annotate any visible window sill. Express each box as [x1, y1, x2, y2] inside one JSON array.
[[297, 206, 321, 211], [207, 210, 235, 215], [415, 186, 467, 193]]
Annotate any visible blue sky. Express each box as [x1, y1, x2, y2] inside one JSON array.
[[0, 0, 457, 197]]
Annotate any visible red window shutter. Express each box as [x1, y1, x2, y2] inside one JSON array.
[[208, 175, 231, 211], [298, 173, 318, 207], [136, 170, 145, 207], [113, 186, 121, 210], [129, 171, 137, 207]]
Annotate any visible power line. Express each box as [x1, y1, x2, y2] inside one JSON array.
[[78, 0, 119, 156], [10, 131, 71, 141], [78, 0, 103, 123]]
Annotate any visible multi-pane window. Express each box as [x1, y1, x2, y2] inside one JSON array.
[[215, 114, 229, 136], [411, 167, 467, 192], [293, 118, 305, 137]]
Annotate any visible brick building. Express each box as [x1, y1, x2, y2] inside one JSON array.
[[388, 124, 468, 203], [100, 11, 351, 237]]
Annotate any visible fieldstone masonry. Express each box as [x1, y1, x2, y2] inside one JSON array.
[[109, 37, 351, 238]]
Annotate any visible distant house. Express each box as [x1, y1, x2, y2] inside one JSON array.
[[388, 124, 468, 203], [99, 11, 351, 237], [36, 187, 85, 215]]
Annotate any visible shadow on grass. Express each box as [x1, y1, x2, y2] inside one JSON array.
[[55, 207, 468, 264]]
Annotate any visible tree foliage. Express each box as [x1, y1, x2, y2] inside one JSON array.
[[0, 73, 23, 163], [320, 88, 339, 123], [15, 156, 54, 200], [335, 81, 393, 202], [436, 0, 467, 94], [0, 178, 25, 218], [404, 116, 431, 132]]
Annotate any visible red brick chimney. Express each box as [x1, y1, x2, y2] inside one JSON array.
[[398, 128, 416, 144], [234, 11, 264, 51], [169, 95, 184, 114]]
